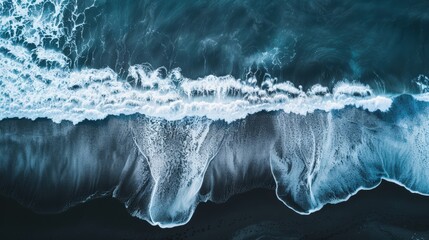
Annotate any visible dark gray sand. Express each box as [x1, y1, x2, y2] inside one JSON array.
[[1, 181, 429, 240]]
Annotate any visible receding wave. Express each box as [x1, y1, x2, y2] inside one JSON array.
[[0, 95, 428, 228]]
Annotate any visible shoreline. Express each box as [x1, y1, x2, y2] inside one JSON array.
[[1, 181, 429, 239]]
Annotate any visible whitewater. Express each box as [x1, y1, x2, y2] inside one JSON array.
[[0, 40, 396, 124]]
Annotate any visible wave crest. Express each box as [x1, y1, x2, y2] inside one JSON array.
[[0, 41, 394, 124]]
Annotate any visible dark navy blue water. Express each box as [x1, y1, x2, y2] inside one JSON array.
[[50, 0, 429, 92]]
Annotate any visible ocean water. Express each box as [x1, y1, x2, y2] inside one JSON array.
[[1, 0, 429, 233]]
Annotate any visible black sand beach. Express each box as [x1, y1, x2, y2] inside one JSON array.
[[1, 181, 429, 240]]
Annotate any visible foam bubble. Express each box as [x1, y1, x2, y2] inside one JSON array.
[[0, 0, 421, 124], [0, 37, 404, 124]]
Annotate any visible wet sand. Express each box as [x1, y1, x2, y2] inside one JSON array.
[[1, 181, 429, 239]]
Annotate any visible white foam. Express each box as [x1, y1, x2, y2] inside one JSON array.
[[0, 0, 416, 124], [34, 47, 68, 67], [0, 40, 397, 124]]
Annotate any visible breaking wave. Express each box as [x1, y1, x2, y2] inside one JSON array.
[[1, 0, 428, 124], [0, 46, 395, 123]]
